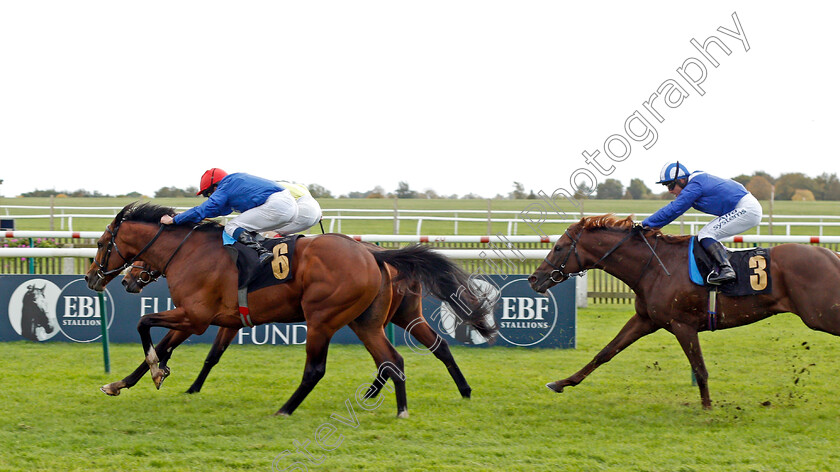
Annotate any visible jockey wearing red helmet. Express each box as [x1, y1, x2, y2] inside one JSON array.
[[196, 168, 228, 196], [160, 169, 322, 265]]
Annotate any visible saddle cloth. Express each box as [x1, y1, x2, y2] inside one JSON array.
[[234, 235, 303, 293], [688, 237, 772, 296]]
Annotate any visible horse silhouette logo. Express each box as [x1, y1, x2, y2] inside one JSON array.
[[437, 279, 499, 345], [21, 284, 55, 341], [8, 279, 60, 341]]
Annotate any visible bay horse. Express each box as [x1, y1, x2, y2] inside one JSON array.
[[121, 255, 476, 398], [528, 214, 840, 409], [85, 202, 496, 417]]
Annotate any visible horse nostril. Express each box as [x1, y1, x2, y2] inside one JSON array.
[[527, 275, 536, 284]]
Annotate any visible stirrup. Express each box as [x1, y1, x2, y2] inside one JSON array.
[[706, 267, 735, 285], [257, 251, 274, 265]]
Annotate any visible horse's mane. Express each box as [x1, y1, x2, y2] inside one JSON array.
[[579, 214, 692, 243], [115, 202, 222, 232]]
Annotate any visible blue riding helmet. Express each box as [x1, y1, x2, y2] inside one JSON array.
[[656, 161, 690, 184]]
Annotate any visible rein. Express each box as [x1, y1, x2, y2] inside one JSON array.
[[94, 220, 197, 279], [543, 225, 671, 283]]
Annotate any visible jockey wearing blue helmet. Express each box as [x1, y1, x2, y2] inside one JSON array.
[[642, 161, 763, 284]]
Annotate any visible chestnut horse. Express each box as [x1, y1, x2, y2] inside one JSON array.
[[121, 256, 476, 398], [85, 202, 495, 417], [528, 214, 840, 409]]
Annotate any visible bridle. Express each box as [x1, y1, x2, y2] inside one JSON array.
[[127, 264, 163, 285], [542, 227, 587, 283], [542, 224, 671, 283], [92, 217, 196, 280]]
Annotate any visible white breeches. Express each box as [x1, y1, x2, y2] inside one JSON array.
[[697, 194, 763, 241], [224, 190, 298, 237], [224, 191, 321, 237], [271, 194, 322, 234]]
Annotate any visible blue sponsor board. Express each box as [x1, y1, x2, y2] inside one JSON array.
[[0, 275, 575, 348]]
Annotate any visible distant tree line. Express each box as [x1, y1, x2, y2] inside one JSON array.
[[12, 187, 199, 198], [4, 172, 839, 201], [587, 172, 840, 201], [731, 172, 840, 201]]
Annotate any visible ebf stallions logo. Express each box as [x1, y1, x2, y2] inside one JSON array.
[[438, 278, 559, 347], [6, 278, 114, 343], [495, 278, 558, 346]]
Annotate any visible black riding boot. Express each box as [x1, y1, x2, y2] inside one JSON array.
[[237, 231, 273, 265], [705, 240, 735, 284]]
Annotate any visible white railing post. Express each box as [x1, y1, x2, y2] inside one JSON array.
[[576, 273, 588, 308]]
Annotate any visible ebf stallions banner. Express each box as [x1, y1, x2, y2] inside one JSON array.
[[0, 275, 575, 348]]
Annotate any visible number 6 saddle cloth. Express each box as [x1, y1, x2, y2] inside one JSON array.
[[688, 237, 772, 296], [233, 235, 303, 293]]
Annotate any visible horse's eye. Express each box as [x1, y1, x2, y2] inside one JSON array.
[[554, 246, 562, 252], [97, 242, 103, 249]]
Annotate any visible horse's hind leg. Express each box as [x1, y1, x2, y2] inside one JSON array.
[[100, 329, 190, 396], [186, 327, 239, 394], [275, 329, 333, 417], [396, 314, 471, 399], [548, 313, 659, 395], [351, 325, 408, 418]]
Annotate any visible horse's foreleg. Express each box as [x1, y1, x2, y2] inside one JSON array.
[[669, 321, 711, 409], [186, 327, 239, 394], [275, 329, 333, 417], [137, 308, 191, 390], [100, 329, 191, 396], [548, 313, 659, 394], [396, 316, 471, 399]]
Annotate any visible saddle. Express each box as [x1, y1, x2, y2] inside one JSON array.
[[688, 237, 772, 297], [233, 234, 303, 292]]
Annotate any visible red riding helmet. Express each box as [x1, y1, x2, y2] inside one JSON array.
[[196, 168, 228, 196]]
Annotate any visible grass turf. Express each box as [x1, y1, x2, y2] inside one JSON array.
[[1, 303, 839, 471]]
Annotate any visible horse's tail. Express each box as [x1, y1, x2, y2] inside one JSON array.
[[371, 245, 498, 342]]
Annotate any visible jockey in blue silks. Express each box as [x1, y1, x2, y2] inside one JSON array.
[[160, 168, 322, 265], [642, 161, 763, 284]]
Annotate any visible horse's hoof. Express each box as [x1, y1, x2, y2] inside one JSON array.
[[397, 410, 409, 419], [546, 382, 564, 393], [274, 410, 291, 417], [100, 384, 121, 396], [152, 367, 171, 390]]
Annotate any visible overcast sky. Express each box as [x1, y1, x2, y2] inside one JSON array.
[[1, 2, 837, 198]]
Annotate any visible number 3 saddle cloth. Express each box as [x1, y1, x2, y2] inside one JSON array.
[[688, 237, 772, 296]]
